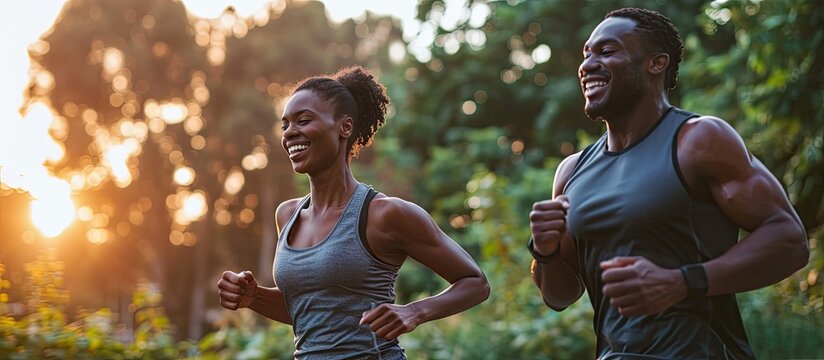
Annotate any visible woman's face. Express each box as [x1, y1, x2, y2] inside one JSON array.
[[280, 89, 352, 174]]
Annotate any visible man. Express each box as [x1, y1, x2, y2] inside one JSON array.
[[528, 8, 808, 359]]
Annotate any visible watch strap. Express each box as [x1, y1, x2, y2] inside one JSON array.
[[527, 237, 559, 263]]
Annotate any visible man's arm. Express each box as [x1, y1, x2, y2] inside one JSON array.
[[679, 116, 808, 295], [530, 153, 585, 310]]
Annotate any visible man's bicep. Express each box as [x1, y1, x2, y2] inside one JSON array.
[[695, 122, 799, 232], [709, 157, 799, 233]]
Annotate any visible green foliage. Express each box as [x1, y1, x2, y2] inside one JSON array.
[[0, 252, 198, 359], [681, 0, 824, 229], [375, 0, 823, 357], [2, 0, 821, 358], [195, 323, 294, 360]]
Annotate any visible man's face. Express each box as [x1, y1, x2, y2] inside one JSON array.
[[578, 17, 647, 120]]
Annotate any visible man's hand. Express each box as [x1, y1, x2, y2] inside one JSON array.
[[360, 303, 420, 340], [530, 195, 570, 256], [217, 271, 258, 310], [600, 257, 687, 316]]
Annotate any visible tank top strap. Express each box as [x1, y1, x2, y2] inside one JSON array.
[[278, 195, 311, 246]]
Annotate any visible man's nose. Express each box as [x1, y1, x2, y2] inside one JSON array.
[[578, 56, 599, 78]]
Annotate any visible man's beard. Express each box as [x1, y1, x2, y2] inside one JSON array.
[[584, 65, 644, 121]]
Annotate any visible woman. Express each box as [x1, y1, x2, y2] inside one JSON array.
[[217, 66, 490, 359]]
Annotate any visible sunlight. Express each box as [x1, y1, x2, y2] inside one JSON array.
[[159, 101, 188, 125], [176, 190, 207, 225], [173, 166, 196, 186], [0, 102, 76, 238], [30, 178, 75, 238], [102, 140, 140, 188], [223, 167, 245, 195]]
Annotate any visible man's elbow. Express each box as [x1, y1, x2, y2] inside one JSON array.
[[791, 233, 809, 272], [784, 224, 809, 273], [543, 296, 569, 312]]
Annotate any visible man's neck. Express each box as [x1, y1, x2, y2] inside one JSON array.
[[603, 96, 671, 152]]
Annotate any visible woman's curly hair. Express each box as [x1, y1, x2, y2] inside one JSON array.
[[292, 66, 390, 159]]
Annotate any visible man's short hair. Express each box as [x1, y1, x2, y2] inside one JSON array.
[[606, 8, 684, 90]]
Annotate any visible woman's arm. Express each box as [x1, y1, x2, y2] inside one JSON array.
[[217, 271, 293, 325], [216, 199, 303, 325], [359, 197, 490, 340]]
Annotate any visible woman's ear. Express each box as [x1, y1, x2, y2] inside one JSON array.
[[649, 52, 670, 75], [340, 116, 354, 139]]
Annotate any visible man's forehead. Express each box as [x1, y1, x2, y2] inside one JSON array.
[[586, 17, 639, 46]]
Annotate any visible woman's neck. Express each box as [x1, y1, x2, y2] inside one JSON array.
[[307, 164, 359, 210]]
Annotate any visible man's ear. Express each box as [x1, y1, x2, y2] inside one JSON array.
[[340, 116, 354, 138], [649, 52, 669, 75]]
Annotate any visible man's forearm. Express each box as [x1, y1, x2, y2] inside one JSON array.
[[531, 258, 584, 310], [703, 217, 808, 296]]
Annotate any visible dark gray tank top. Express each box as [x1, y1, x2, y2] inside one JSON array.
[[564, 108, 754, 359], [274, 183, 405, 359]]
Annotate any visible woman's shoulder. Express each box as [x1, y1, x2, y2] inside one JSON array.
[[275, 197, 306, 227], [367, 193, 431, 233]]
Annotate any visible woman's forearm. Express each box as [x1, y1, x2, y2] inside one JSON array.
[[247, 286, 293, 325], [406, 274, 490, 325]]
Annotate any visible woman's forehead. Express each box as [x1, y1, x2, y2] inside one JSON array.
[[282, 89, 332, 119]]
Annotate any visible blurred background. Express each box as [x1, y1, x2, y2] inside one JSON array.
[[0, 0, 821, 358]]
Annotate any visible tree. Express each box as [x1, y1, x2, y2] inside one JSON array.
[[19, 0, 404, 339]]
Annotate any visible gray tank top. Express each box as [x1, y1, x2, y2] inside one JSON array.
[[273, 183, 405, 359], [564, 108, 754, 359]]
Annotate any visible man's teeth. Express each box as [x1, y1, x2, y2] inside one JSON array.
[[289, 144, 308, 154], [585, 80, 607, 90]]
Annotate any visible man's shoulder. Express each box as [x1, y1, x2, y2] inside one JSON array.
[[679, 115, 742, 147], [677, 114, 751, 183]]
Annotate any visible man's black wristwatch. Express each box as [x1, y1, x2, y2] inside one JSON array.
[[679, 263, 708, 299], [527, 237, 559, 263]]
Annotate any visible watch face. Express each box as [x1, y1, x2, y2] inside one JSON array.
[[681, 264, 708, 298]]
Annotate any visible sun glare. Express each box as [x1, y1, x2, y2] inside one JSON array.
[[30, 178, 75, 238], [159, 101, 188, 125], [103, 140, 140, 188], [1, 102, 76, 239]]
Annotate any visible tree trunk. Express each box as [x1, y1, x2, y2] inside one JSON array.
[[257, 156, 296, 286], [187, 218, 210, 340]]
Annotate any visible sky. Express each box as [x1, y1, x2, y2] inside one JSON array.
[[0, 0, 472, 238]]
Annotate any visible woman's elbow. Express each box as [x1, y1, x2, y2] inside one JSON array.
[[477, 274, 491, 303]]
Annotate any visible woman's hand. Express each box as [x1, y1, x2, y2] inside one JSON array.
[[360, 303, 420, 340], [217, 271, 258, 310]]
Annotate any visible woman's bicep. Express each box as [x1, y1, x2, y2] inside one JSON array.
[[382, 200, 483, 283]]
